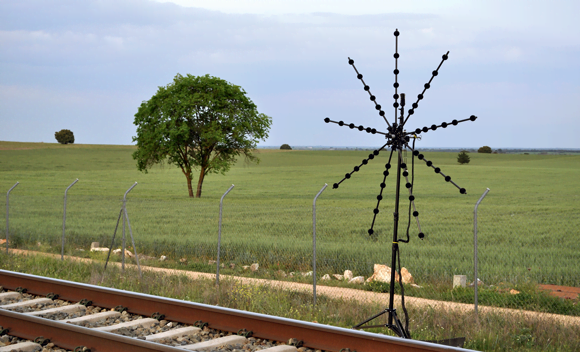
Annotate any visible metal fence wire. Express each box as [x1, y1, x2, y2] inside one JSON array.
[[2, 184, 579, 311]]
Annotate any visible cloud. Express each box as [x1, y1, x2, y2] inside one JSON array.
[[0, 0, 578, 148]]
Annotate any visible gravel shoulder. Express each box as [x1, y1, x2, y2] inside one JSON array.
[[7, 249, 580, 327]]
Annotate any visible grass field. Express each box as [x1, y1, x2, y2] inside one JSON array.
[[1, 141, 579, 290]]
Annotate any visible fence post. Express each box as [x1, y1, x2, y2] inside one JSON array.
[[122, 182, 138, 271], [216, 184, 234, 286], [61, 179, 78, 260], [474, 187, 490, 320], [312, 183, 327, 305], [5, 182, 19, 254]]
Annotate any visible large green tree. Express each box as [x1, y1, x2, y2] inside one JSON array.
[[132, 74, 272, 197]]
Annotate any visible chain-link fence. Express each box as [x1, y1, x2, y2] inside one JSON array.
[[2, 183, 579, 316]]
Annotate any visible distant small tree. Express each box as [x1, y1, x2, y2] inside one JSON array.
[[457, 150, 470, 164], [280, 144, 292, 150], [55, 129, 75, 144], [478, 146, 492, 153]]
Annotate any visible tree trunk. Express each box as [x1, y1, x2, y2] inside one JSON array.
[[185, 171, 194, 197], [196, 167, 206, 198]]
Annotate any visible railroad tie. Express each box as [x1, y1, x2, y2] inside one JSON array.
[[182, 335, 248, 351], [59, 310, 121, 324], [0, 292, 21, 301], [0, 298, 52, 309], [92, 317, 158, 332], [23, 304, 86, 317], [259, 345, 298, 352], [0, 341, 42, 352], [145, 326, 201, 342]]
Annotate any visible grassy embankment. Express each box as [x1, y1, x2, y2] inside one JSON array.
[[0, 141, 579, 314], [1, 252, 578, 351]]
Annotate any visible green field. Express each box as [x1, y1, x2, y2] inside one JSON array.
[[1, 141, 579, 288]]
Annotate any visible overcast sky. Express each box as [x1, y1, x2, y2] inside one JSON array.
[[1, 0, 579, 148]]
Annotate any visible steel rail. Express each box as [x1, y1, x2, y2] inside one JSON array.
[[0, 309, 185, 352], [0, 270, 475, 352]]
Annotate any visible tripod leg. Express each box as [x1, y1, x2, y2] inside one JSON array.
[[353, 308, 389, 329], [391, 310, 410, 339]]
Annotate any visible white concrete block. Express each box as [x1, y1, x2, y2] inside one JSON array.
[[453, 275, 467, 288]]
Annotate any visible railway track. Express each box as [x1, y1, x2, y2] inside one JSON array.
[[0, 270, 473, 352]]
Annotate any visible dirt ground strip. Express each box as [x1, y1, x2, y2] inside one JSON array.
[[6, 249, 580, 327], [539, 284, 580, 301]]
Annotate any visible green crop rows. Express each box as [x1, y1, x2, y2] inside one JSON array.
[[1, 142, 579, 287]]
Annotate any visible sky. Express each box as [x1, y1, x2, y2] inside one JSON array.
[[1, 0, 579, 148]]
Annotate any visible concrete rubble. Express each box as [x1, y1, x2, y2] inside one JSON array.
[[89, 242, 109, 252], [365, 264, 415, 285], [348, 276, 365, 284]]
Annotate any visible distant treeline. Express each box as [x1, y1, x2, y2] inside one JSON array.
[[258, 146, 580, 154]]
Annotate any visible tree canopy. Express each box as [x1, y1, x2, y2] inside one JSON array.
[[457, 150, 470, 164], [280, 144, 292, 150], [55, 129, 74, 144], [478, 146, 492, 153], [132, 74, 272, 197]]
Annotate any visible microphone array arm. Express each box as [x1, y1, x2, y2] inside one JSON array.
[[348, 58, 393, 129], [404, 142, 467, 194], [332, 142, 390, 189], [324, 118, 388, 137], [407, 115, 478, 136], [402, 52, 450, 126]]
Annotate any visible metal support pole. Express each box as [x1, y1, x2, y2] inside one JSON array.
[[216, 184, 234, 286], [6, 182, 19, 254], [388, 148, 403, 328], [474, 188, 490, 319], [312, 183, 327, 305], [104, 209, 123, 272], [122, 201, 126, 270], [61, 179, 78, 260], [122, 182, 138, 271]]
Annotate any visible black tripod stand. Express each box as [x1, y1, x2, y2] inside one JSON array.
[[323, 29, 477, 338], [352, 94, 412, 338]]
